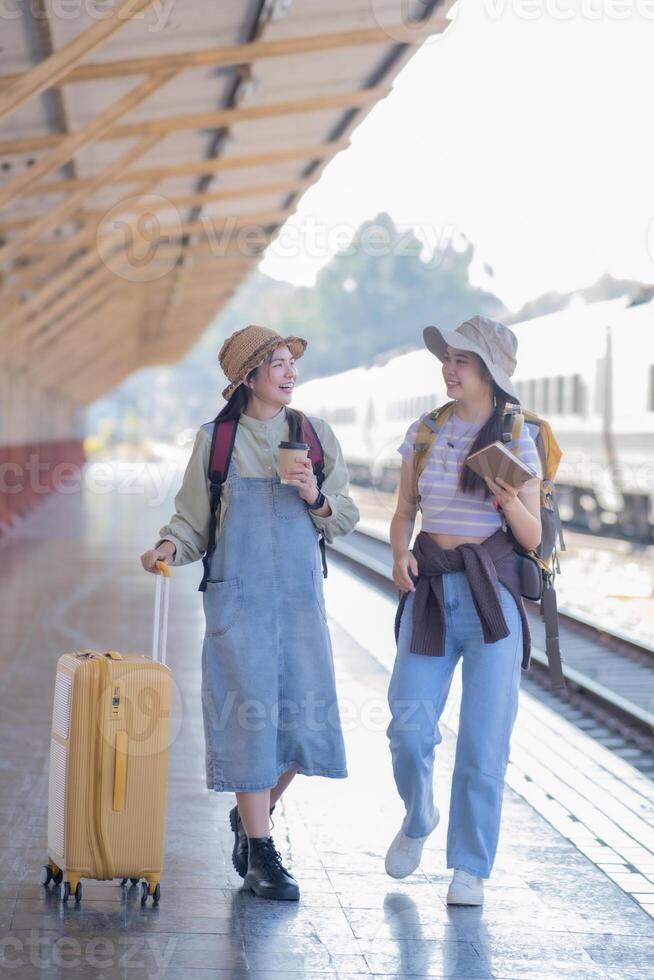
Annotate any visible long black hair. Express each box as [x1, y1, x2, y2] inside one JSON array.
[[214, 384, 249, 423], [459, 359, 510, 497], [214, 353, 274, 423]]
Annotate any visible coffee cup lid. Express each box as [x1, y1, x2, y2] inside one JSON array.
[[278, 441, 310, 450]]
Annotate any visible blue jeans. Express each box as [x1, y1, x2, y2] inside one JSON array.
[[386, 571, 522, 878]]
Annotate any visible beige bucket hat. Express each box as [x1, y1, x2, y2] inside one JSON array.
[[423, 314, 519, 403], [219, 324, 307, 400]]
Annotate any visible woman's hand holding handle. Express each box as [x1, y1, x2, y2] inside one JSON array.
[[140, 541, 175, 574]]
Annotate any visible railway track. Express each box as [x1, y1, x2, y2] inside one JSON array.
[[327, 527, 654, 777]]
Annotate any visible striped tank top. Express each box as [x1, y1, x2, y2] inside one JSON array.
[[397, 411, 541, 536]]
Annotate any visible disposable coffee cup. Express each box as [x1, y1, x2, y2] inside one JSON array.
[[278, 440, 309, 482]]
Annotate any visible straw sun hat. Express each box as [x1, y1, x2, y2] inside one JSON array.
[[218, 325, 307, 400], [423, 315, 519, 403]]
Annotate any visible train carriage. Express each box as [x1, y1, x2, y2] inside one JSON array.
[[295, 295, 654, 539]]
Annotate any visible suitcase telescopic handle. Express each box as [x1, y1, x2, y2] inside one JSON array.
[[152, 561, 171, 665]]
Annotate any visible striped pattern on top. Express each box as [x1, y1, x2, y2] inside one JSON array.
[[397, 412, 541, 535]]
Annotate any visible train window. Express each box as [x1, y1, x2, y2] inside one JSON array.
[[555, 376, 565, 414], [571, 374, 585, 415], [648, 366, 654, 411]]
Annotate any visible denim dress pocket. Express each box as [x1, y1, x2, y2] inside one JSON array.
[[273, 482, 307, 520], [203, 577, 242, 636]]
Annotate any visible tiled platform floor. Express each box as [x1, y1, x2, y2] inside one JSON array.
[[1, 459, 653, 979]]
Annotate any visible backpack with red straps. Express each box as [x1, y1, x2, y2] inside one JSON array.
[[198, 407, 326, 592]]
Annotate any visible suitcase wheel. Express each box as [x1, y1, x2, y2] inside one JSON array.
[[120, 877, 140, 887], [60, 881, 82, 904], [41, 863, 63, 888], [140, 881, 160, 906]]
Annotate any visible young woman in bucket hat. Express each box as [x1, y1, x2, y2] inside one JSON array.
[[140, 325, 359, 902], [384, 315, 542, 906]]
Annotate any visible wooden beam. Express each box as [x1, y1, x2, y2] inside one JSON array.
[[0, 71, 174, 211], [0, 179, 153, 306], [49, 325, 139, 399], [0, 177, 312, 237], [25, 280, 121, 378], [28, 286, 128, 383], [24, 207, 291, 257], [0, 0, 158, 121], [0, 85, 389, 157], [0, 133, 164, 269], [0, 189, 270, 304], [133, 236, 272, 260], [0, 224, 127, 336], [0, 23, 434, 89], [65, 325, 144, 403], [25, 139, 350, 198], [6, 262, 117, 356], [0, 224, 91, 311]]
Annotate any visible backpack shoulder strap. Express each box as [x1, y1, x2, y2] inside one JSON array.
[[198, 416, 238, 592], [286, 407, 328, 577], [302, 416, 325, 488], [531, 416, 562, 482], [502, 406, 525, 456], [286, 408, 325, 488], [414, 402, 455, 482], [209, 417, 238, 485]]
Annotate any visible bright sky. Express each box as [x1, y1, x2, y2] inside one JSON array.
[[259, 0, 654, 310]]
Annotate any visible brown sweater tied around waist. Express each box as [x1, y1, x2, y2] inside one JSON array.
[[394, 528, 532, 670]]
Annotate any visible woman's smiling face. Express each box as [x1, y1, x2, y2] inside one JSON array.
[[442, 346, 488, 400], [248, 346, 297, 407]]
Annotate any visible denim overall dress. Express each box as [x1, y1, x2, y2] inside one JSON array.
[[199, 450, 348, 793]]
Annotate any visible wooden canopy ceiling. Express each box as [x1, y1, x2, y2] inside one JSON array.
[[0, 0, 454, 405]]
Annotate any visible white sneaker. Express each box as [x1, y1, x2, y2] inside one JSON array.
[[446, 869, 484, 905], [385, 811, 439, 879]]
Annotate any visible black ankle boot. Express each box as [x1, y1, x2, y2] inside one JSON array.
[[243, 836, 299, 901], [229, 804, 275, 878]]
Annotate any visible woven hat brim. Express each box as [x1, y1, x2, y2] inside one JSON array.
[[422, 325, 518, 402], [221, 335, 307, 400]]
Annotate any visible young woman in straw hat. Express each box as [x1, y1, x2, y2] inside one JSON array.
[[384, 315, 542, 906], [140, 325, 358, 902]]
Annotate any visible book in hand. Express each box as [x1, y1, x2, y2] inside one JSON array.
[[464, 441, 537, 489]]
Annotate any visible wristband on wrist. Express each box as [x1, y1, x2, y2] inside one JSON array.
[[307, 489, 325, 511]]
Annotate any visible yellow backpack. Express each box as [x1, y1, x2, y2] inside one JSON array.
[[412, 401, 566, 689]]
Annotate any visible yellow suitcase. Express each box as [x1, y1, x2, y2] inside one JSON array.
[[42, 561, 172, 905]]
